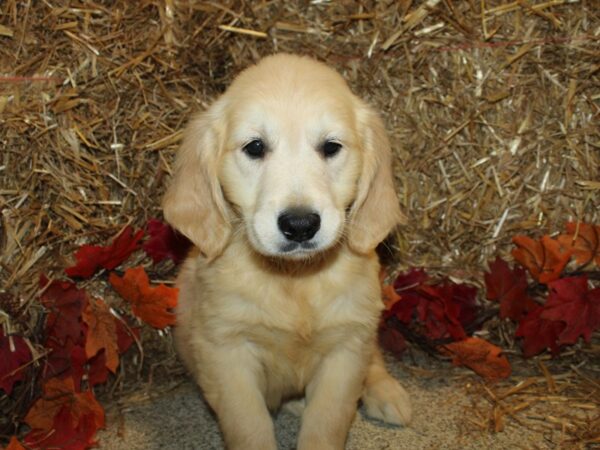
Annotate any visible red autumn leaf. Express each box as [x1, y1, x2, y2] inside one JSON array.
[[5, 436, 26, 450], [82, 297, 119, 373], [0, 330, 32, 395], [115, 316, 137, 355], [389, 269, 478, 341], [40, 277, 133, 388], [415, 285, 467, 340], [69, 346, 87, 391], [39, 276, 88, 387], [515, 306, 566, 357], [389, 269, 429, 323], [378, 326, 407, 359], [440, 337, 511, 380], [541, 276, 600, 345], [87, 352, 110, 387], [436, 282, 479, 328], [109, 266, 178, 329], [393, 268, 429, 291], [40, 275, 87, 346], [24, 377, 104, 433], [65, 226, 144, 278], [43, 340, 86, 390], [484, 257, 537, 321], [557, 222, 600, 266], [512, 235, 572, 284], [24, 406, 97, 450], [143, 218, 192, 264]]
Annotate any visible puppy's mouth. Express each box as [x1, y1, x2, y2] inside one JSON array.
[[280, 241, 317, 254]]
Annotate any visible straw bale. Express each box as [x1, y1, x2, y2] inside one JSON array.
[[0, 0, 598, 443]]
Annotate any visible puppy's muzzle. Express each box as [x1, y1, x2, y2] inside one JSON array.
[[277, 208, 321, 243]]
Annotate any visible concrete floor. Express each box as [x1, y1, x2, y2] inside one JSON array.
[[98, 357, 552, 450]]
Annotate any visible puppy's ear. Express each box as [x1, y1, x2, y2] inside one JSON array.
[[348, 104, 405, 254], [162, 110, 231, 260]]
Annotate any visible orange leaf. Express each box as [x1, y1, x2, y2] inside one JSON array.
[[5, 436, 25, 450], [512, 235, 572, 284], [557, 222, 600, 266], [440, 337, 511, 380], [82, 297, 119, 373], [24, 377, 104, 433], [109, 266, 178, 329], [382, 283, 402, 311]]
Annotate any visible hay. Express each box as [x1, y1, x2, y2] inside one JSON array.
[[463, 362, 600, 446], [1, 0, 599, 444]]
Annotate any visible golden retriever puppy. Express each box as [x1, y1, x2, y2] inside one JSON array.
[[163, 53, 411, 450]]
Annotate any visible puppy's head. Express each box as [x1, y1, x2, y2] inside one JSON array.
[[163, 54, 403, 261]]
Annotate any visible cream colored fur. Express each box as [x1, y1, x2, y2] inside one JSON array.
[[163, 54, 411, 450]]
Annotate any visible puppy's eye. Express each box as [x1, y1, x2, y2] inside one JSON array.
[[242, 139, 266, 159], [321, 141, 342, 158]]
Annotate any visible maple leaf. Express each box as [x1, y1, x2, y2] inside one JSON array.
[[39, 276, 89, 387], [440, 337, 511, 380], [393, 268, 429, 291], [484, 257, 537, 321], [65, 226, 144, 278], [86, 317, 138, 387], [82, 297, 119, 373], [0, 330, 32, 395], [390, 268, 429, 323], [115, 316, 137, 354], [436, 282, 479, 328], [143, 218, 192, 264], [541, 276, 600, 345], [557, 222, 600, 266], [5, 436, 26, 450], [43, 340, 86, 390], [24, 406, 98, 450], [378, 325, 407, 358], [87, 352, 110, 387], [515, 306, 566, 357], [415, 285, 468, 341], [511, 235, 572, 284], [389, 269, 478, 341], [24, 377, 104, 433], [109, 266, 178, 329], [40, 275, 87, 346]]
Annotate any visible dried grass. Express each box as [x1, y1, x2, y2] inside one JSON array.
[[462, 361, 600, 448], [1, 0, 599, 445]]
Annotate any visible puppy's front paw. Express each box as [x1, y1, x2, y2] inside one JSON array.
[[362, 377, 412, 426]]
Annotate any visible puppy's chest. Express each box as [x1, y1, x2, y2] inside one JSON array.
[[227, 275, 380, 350], [271, 284, 333, 343]]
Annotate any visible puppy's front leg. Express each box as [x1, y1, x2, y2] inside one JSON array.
[[200, 348, 277, 450], [297, 347, 368, 450]]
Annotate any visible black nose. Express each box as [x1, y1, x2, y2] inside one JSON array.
[[277, 208, 321, 243]]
